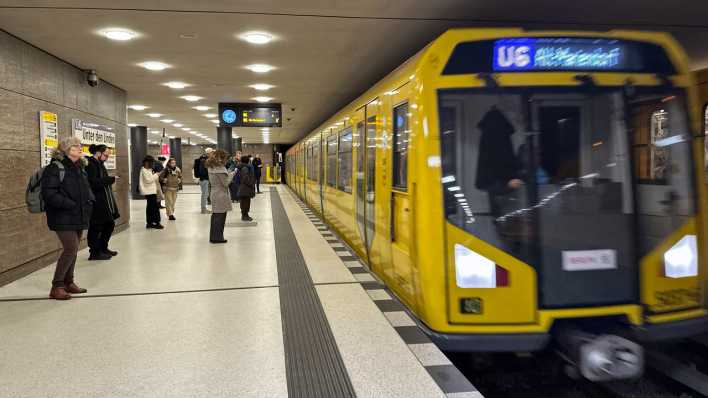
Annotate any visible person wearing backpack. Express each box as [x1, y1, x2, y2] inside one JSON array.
[[237, 154, 256, 222], [193, 148, 213, 214], [40, 136, 94, 300], [85, 144, 120, 261]]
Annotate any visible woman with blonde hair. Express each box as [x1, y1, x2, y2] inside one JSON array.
[[206, 149, 235, 243], [41, 136, 94, 300]]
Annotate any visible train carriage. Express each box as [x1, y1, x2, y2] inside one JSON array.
[[287, 28, 707, 381]]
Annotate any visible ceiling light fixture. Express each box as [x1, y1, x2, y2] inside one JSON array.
[[173, 123, 183, 127], [160, 119, 174, 123], [181, 127, 190, 131], [163, 81, 190, 89], [139, 61, 170, 71], [193, 106, 212, 111], [128, 123, 137, 127], [239, 31, 274, 45], [128, 105, 148, 111], [146, 113, 162, 118], [253, 96, 273, 103], [250, 83, 274, 91], [102, 29, 138, 41], [180, 95, 202, 102], [203, 113, 217, 118], [246, 64, 275, 73]]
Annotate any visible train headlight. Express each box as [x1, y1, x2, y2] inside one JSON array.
[[664, 235, 698, 279], [454, 244, 496, 288]]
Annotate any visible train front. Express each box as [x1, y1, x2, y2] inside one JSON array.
[[423, 30, 707, 381]]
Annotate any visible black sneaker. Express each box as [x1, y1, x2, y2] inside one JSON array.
[[210, 239, 228, 244], [242, 216, 253, 222], [104, 249, 118, 256], [89, 252, 112, 261], [153, 224, 165, 229], [169, 215, 176, 221]]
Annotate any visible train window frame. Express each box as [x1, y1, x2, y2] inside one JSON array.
[[326, 133, 338, 187], [704, 103, 708, 178], [338, 127, 353, 193], [392, 102, 410, 191]]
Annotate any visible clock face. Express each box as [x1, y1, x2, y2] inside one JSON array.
[[222, 109, 237, 124]]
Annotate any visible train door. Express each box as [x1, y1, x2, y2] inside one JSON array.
[[366, 99, 384, 273], [319, 131, 325, 215], [354, 107, 370, 262], [389, 86, 415, 300]]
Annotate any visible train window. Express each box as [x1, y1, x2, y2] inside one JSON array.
[[327, 134, 337, 187], [392, 103, 410, 190], [338, 128, 353, 193], [704, 104, 708, 176]]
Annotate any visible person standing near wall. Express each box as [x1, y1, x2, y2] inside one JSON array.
[[85, 144, 120, 261], [206, 150, 235, 243], [252, 154, 263, 194], [140, 156, 164, 229], [160, 157, 182, 221], [41, 137, 94, 300], [194, 148, 213, 214]]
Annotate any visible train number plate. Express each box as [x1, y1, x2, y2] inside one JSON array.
[[562, 250, 617, 271]]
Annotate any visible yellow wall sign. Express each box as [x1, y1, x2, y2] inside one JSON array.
[[39, 111, 58, 166]]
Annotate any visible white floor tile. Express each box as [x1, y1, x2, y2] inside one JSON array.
[[384, 311, 417, 327], [408, 343, 453, 366], [366, 289, 392, 301]]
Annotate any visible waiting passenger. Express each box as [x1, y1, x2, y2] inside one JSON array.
[[252, 154, 263, 194], [237, 154, 256, 221], [228, 151, 242, 203], [41, 136, 93, 300], [154, 156, 166, 209], [206, 149, 235, 243], [140, 155, 164, 229], [194, 148, 213, 214], [160, 157, 182, 221], [85, 144, 120, 261]]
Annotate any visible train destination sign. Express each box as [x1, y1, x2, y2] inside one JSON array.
[[493, 38, 629, 72], [218, 103, 282, 128]]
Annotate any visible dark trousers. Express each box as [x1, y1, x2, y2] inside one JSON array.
[[145, 194, 161, 225], [87, 220, 115, 254], [255, 173, 261, 193], [210, 212, 227, 241], [53, 230, 82, 287], [240, 197, 251, 217]]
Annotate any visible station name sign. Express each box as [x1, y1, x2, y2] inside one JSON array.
[[218, 102, 282, 128], [493, 38, 628, 72]]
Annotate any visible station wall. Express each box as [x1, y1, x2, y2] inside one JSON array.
[[0, 30, 129, 284]]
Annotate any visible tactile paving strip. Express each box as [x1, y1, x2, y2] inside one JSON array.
[[270, 188, 357, 398], [288, 187, 483, 398]]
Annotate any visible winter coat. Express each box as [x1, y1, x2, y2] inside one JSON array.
[[85, 156, 120, 223], [41, 152, 94, 231], [475, 107, 522, 194], [139, 167, 159, 196], [237, 163, 256, 199], [193, 155, 209, 181], [208, 166, 235, 213], [160, 166, 182, 191], [252, 157, 263, 176]]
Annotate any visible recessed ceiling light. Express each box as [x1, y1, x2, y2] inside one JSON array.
[[239, 31, 274, 45], [146, 113, 162, 118], [128, 105, 148, 111], [246, 64, 275, 73], [160, 119, 174, 123], [173, 123, 183, 127], [139, 61, 170, 71], [128, 123, 137, 127], [180, 95, 202, 102], [250, 83, 274, 91], [102, 29, 138, 41], [193, 106, 212, 111], [150, 130, 161, 135], [210, 120, 220, 124], [163, 81, 190, 89], [203, 113, 217, 118], [253, 96, 273, 103], [181, 127, 190, 131]]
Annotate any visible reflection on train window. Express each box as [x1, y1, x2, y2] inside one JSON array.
[[438, 89, 696, 266], [338, 128, 353, 193], [327, 134, 337, 187], [393, 103, 410, 191]]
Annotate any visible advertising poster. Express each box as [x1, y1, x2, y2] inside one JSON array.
[[72, 119, 117, 170], [39, 111, 58, 166]]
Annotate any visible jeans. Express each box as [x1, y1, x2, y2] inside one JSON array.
[[145, 194, 161, 225], [210, 212, 227, 241], [199, 179, 210, 210], [87, 220, 115, 254], [53, 230, 82, 287]]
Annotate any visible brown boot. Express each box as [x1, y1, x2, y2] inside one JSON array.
[[49, 287, 71, 300], [65, 282, 87, 294]]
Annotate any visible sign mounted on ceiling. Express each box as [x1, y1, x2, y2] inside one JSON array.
[[218, 103, 282, 128], [493, 38, 628, 72]]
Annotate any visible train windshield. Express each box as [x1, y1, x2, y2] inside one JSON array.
[[439, 87, 696, 271]]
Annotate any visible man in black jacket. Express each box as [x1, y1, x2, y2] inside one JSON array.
[[252, 154, 263, 194], [194, 147, 213, 214], [86, 144, 120, 260]]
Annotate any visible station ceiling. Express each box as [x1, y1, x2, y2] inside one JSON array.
[[1, 1, 707, 145]]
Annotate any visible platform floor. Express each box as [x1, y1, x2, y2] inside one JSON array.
[[0, 185, 480, 398]]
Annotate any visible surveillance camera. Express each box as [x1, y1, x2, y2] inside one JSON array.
[[290, 107, 295, 112], [86, 70, 99, 87]]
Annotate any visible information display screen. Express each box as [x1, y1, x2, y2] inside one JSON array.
[[493, 38, 627, 71], [218, 103, 282, 128]]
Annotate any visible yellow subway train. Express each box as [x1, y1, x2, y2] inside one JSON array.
[[286, 28, 707, 380]]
